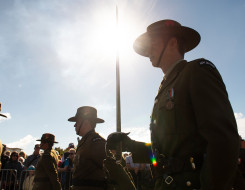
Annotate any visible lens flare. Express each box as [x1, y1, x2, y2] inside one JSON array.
[[145, 142, 157, 167]]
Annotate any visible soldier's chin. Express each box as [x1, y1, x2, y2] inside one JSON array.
[[151, 61, 160, 68]]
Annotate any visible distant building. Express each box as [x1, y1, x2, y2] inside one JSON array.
[[6, 147, 22, 153]]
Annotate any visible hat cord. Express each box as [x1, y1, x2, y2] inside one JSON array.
[[78, 120, 85, 135], [156, 38, 170, 67]]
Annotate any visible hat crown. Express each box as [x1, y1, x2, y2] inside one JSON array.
[[75, 106, 97, 120], [40, 133, 56, 142], [68, 106, 104, 123], [133, 19, 200, 57], [147, 20, 181, 33]]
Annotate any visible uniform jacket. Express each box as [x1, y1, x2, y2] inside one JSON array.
[[33, 149, 61, 190], [72, 130, 107, 190], [131, 59, 240, 190]]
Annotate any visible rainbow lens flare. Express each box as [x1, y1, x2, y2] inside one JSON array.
[[145, 142, 157, 167], [152, 157, 157, 167]]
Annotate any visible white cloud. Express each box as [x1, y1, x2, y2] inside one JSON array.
[[6, 135, 37, 155], [236, 113, 245, 139], [0, 113, 11, 122]]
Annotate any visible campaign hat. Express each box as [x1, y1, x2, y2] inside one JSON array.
[[68, 106, 104, 123], [133, 19, 200, 57], [36, 133, 58, 143]]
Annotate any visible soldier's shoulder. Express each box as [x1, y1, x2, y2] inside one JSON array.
[[91, 133, 106, 143], [187, 58, 216, 69]]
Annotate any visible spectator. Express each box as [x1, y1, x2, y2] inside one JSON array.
[[19, 157, 25, 165], [138, 164, 154, 190], [1, 144, 9, 169], [233, 137, 245, 189], [3, 151, 24, 189], [23, 144, 41, 169], [238, 138, 245, 177], [19, 151, 27, 159], [59, 148, 75, 189], [22, 165, 35, 190], [5, 150, 11, 157], [122, 152, 129, 167], [125, 153, 140, 188], [61, 143, 75, 162]]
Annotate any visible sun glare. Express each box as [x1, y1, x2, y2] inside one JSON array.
[[89, 7, 138, 62]]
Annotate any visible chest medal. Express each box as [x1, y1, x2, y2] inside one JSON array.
[[165, 88, 175, 110]]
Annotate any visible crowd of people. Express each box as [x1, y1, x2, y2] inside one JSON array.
[[0, 141, 155, 190], [2, 136, 245, 190], [0, 142, 74, 189]]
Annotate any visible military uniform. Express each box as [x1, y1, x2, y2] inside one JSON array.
[[33, 134, 61, 190], [107, 20, 240, 190], [72, 130, 107, 190], [131, 58, 239, 190]]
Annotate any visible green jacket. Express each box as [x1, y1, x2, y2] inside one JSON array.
[[72, 130, 107, 190], [131, 59, 240, 190], [33, 149, 61, 190]]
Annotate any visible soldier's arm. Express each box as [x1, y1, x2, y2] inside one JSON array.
[[107, 132, 152, 163], [130, 141, 152, 163], [42, 154, 61, 190], [190, 60, 240, 189]]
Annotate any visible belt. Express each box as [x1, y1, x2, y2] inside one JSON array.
[[34, 177, 49, 182], [151, 154, 204, 179], [72, 178, 107, 188]]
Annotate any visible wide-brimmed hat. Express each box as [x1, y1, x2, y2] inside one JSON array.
[[68, 106, 104, 123], [36, 133, 58, 143], [133, 19, 201, 57], [0, 103, 7, 118]]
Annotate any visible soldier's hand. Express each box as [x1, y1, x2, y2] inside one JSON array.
[[106, 132, 133, 151]]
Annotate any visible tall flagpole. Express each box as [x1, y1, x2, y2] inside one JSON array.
[[116, 5, 122, 163], [116, 6, 121, 133]]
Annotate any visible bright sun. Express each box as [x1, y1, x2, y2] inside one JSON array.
[[89, 7, 139, 61]]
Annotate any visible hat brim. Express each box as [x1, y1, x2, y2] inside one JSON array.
[[68, 116, 104, 123], [36, 139, 58, 143], [133, 26, 200, 57], [0, 113, 7, 118]]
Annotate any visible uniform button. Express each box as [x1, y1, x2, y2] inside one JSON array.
[[186, 181, 191, 186], [162, 165, 165, 169]]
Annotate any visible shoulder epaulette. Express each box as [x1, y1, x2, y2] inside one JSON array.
[[198, 59, 216, 69], [92, 137, 104, 142]]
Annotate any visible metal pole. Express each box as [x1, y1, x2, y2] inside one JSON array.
[[115, 6, 122, 163], [116, 6, 121, 133]]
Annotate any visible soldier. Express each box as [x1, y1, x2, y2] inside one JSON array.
[[68, 106, 108, 190], [33, 133, 61, 190], [107, 19, 240, 190], [68, 106, 135, 190]]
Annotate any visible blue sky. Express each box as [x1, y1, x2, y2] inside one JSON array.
[[0, 0, 245, 155]]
